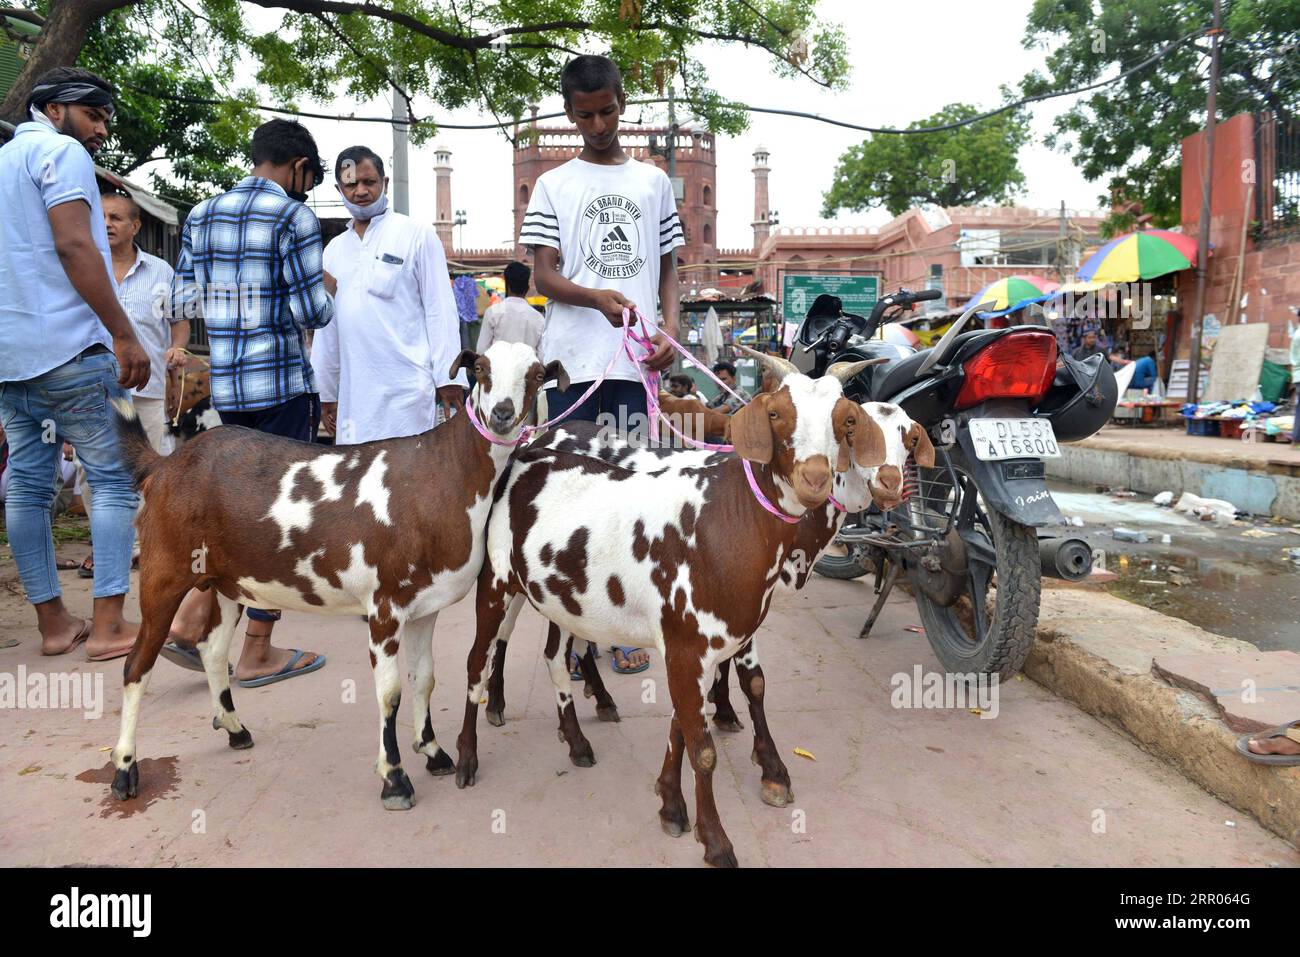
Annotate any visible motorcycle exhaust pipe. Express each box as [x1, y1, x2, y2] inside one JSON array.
[[1039, 536, 1094, 582]]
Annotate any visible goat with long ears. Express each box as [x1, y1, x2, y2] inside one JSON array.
[[105, 341, 565, 811], [454, 352, 885, 867]]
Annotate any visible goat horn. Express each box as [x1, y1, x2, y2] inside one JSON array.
[[826, 357, 889, 383], [736, 345, 800, 383]]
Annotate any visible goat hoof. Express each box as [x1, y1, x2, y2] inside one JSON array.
[[227, 728, 254, 750], [659, 812, 688, 838], [582, 681, 596, 699], [704, 845, 739, 869], [110, 761, 138, 801], [569, 743, 596, 768], [425, 750, 455, 776], [713, 715, 744, 733], [455, 758, 478, 789], [380, 769, 415, 810], [596, 704, 621, 723], [761, 780, 793, 807], [485, 709, 505, 728]]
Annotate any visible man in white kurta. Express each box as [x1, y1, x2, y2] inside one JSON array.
[[313, 146, 465, 445]]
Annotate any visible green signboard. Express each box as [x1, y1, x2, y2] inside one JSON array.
[[782, 274, 880, 322]]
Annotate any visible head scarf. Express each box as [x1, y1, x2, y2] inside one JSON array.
[[28, 79, 115, 118]]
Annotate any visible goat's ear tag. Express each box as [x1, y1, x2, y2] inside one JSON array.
[[449, 349, 478, 379]]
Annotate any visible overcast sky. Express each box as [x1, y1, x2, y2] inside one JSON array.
[[223, 0, 1107, 250]]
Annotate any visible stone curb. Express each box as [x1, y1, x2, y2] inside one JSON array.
[[1025, 591, 1300, 850]]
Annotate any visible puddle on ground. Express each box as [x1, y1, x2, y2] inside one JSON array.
[[1048, 481, 1300, 651], [1102, 550, 1299, 650], [75, 755, 180, 819]]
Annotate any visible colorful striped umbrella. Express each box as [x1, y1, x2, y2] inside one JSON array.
[[1076, 229, 1197, 284], [963, 275, 1060, 317]]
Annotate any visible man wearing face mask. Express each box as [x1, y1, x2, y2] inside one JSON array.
[[160, 118, 333, 687], [311, 145, 465, 445], [0, 66, 150, 661]]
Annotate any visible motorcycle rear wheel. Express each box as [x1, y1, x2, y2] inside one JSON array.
[[908, 461, 1042, 679]]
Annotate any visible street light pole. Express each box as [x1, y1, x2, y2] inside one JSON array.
[[391, 80, 410, 215], [1187, 0, 1222, 405]]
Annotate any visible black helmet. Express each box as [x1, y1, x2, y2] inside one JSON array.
[[1036, 353, 1117, 443]]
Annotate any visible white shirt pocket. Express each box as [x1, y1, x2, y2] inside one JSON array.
[[366, 255, 404, 300]]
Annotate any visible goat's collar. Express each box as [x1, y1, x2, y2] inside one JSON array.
[[463, 392, 530, 447], [741, 460, 803, 525]]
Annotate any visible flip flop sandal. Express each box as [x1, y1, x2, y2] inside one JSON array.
[[1235, 721, 1300, 766], [77, 557, 94, 579], [40, 618, 91, 656], [568, 651, 584, 681], [56, 559, 80, 571], [237, 650, 326, 688], [160, 639, 232, 676], [610, 646, 650, 675]]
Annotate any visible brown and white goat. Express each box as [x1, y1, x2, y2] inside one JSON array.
[[453, 356, 884, 867], [481, 399, 934, 801], [709, 400, 935, 731], [106, 341, 565, 810]]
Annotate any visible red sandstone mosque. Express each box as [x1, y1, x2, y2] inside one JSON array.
[[441, 111, 1107, 310]]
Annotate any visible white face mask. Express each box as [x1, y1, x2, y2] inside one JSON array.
[[340, 192, 388, 221]]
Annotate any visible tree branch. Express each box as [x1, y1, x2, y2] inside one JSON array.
[[308, 10, 417, 116], [243, 1, 831, 84]]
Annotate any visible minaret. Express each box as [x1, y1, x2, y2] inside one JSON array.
[[752, 145, 771, 252], [434, 146, 454, 250]]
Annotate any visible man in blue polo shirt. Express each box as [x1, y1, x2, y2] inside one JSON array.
[[0, 67, 151, 660]]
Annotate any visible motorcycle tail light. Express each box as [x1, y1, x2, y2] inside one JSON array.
[[954, 332, 1058, 410]]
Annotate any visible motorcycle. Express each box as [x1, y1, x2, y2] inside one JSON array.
[[796, 289, 1116, 678]]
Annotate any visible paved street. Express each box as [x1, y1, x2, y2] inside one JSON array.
[[2, 563, 1295, 867]]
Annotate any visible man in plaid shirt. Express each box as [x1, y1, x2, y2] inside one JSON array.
[[163, 118, 334, 688]]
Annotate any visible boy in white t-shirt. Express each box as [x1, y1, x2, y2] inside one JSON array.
[[520, 54, 684, 675], [521, 55, 683, 432]]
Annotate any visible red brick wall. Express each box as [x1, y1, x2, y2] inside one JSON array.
[[1178, 113, 1298, 353]]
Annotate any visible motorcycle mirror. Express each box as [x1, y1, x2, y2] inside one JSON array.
[[916, 300, 997, 377]]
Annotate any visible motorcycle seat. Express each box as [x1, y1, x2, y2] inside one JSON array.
[[871, 328, 1006, 400]]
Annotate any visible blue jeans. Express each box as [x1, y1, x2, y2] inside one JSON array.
[[0, 349, 139, 603]]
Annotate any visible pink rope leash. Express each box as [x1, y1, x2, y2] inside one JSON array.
[[622, 307, 807, 524], [465, 304, 808, 524]]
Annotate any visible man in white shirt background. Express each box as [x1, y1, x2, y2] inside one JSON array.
[[103, 191, 188, 452], [477, 261, 543, 354], [72, 191, 189, 578], [314, 145, 466, 445]]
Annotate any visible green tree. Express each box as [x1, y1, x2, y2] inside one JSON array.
[[1021, 0, 1300, 234], [821, 102, 1031, 217], [75, 4, 262, 208], [2, 0, 850, 203]]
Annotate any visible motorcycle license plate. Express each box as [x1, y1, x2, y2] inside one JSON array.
[[968, 418, 1060, 461]]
